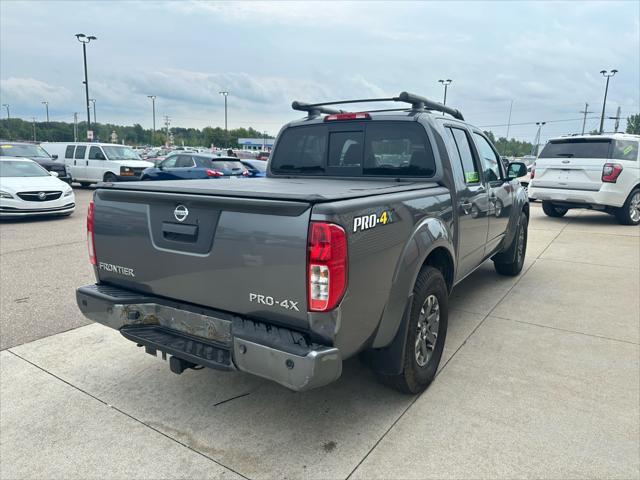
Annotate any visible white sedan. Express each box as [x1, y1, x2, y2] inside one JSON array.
[[0, 157, 75, 217]]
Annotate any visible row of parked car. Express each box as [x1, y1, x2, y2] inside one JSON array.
[[1, 133, 638, 225], [0, 141, 268, 218]]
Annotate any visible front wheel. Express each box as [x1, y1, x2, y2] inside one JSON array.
[[616, 189, 640, 226], [103, 172, 118, 183], [378, 266, 448, 394], [494, 211, 528, 276], [542, 201, 568, 218]]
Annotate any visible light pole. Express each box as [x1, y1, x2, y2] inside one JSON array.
[[41, 101, 49, 123], [89, 98, 96, 124], [531, 121, 546, 156], [75, 33, 97, 139], [599, 69, 617, 134], [73, 113, 78, 141], [438, 79, 452, 108], [2, 104, 9, 119], [147, 95, 156, 143], [32, 117, 37, 141], [219, 90, 229, 129]]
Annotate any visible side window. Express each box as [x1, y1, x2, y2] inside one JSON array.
[[74, 146, 87, 159], [612, 140, 638, 161], [88, 146, 104, 160], [175, 155, 194, 168], [473, 133, 502, 182], [447, 127, 480, 184], [161, 156, 178, 168], [65, 145, 75, 158], [328, 131, 363, 168]]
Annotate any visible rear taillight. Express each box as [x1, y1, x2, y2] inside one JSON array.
[[87, 200, 96, 265], [602, 163, 623, 183], [206, 169, 224, 177], [307, 222, 347, 312], [324, 112, 371, 122], [530, 166, 535, 180], [242, 170, 249, 176]]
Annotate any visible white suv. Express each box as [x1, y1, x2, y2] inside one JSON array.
[[529, 134, 640, 225]]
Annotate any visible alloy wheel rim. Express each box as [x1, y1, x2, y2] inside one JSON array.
[[415, 294, 440, 367], [630, 193, 640, 222], [517, 225, 526, 262]]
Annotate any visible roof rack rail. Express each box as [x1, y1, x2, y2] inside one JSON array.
[[291, 91, 464, 121]]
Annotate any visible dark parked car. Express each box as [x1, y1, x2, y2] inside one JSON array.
[[241, 159, 267, 177], [0, 141, 71, 184], [77, 91, 529, 394], [141, 154, 249, 180]]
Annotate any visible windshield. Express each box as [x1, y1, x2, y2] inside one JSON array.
[[270, 121, 436, 177], [539, 139, 611, 159], [0, 160, 49, 177], [243, 160, 267, 172], [102, 146, 141, 161], [0, 144, 51, 158]]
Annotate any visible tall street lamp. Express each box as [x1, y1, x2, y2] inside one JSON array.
[[147, 95, 156, 141], [438, 79, 452, 107], [2, 104, 9, 119], [41, 101, 49, 123], [218, 91, 229, 131], [75, 33, 97, 139], [89, 98, 97, 124], [599, 69, 617, 134], [531, 121, 546, 156]]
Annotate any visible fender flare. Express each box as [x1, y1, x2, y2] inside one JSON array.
[[363, 216, 454, 375]]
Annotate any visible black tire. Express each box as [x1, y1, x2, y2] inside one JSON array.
[[103, 172, 118, 183], [615, 188, 640, 226], [378, 266, 448, 394], [542, 201, 568, 218], [80, 182, 91, 187], [494, 212, 528, 276]]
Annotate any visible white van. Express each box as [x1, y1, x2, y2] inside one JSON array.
[[529, 133, 640, 225], [40, 142, 153, 186]]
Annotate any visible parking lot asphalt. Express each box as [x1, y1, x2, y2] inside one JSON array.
[[1, 194, 638, 479]]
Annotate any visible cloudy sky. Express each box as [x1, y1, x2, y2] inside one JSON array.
[[1, 1, 638, 142]]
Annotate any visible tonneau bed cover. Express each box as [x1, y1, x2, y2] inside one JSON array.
[[98, 177, 439, 203]]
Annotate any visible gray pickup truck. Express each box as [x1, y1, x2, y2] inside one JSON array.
[[77, 92, 529, 394]]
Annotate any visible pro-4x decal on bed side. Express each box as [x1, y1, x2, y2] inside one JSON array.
[[353, 210, 393, 232]]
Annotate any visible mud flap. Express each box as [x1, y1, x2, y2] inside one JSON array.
[[362, 294, 413, 376]]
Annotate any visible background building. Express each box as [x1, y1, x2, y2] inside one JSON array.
[[237, 137, 275, 151]]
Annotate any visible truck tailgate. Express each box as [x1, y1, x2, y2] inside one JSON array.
[[92, 188, 311, 329]]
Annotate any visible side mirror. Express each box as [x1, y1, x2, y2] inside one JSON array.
[[507, 162, 527, 180], [51, 154, 58, 160], [49, 171, 59, 177]]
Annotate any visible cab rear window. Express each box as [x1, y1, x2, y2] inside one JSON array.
[[270, 121, 436, 177]]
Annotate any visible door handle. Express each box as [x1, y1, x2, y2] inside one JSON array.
[[460, 202, 473, 214]]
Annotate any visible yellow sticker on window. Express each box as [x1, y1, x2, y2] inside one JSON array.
[[623, 145, 633, 156], [465, 171, 479, 183]]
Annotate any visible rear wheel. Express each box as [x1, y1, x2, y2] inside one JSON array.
[[616, 189, 640, 226], [494, 212, 528, 276], [80, 182, 91, 187], [542, 201, 568, 218], [378, 266, 448, 394], [103, 172, 117, 183]]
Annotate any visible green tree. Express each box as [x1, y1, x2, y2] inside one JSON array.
[[626, 114, 640, 135]]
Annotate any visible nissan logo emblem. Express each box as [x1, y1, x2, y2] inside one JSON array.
[[37, 192, 47, 200], [174, 204, 189, 222]]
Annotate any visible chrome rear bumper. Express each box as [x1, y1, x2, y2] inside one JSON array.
[[76, 284, 342, 391]]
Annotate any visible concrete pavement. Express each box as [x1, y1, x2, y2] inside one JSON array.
[[1, 201, 639, 479]]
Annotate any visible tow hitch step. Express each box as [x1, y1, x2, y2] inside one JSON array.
[[120, 325, 234, 372]]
